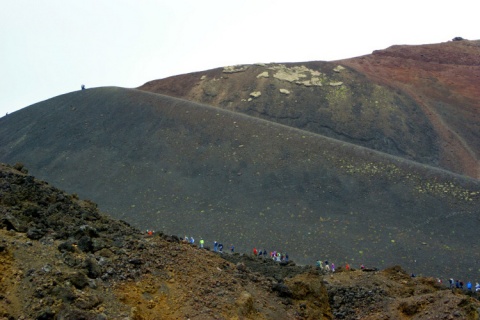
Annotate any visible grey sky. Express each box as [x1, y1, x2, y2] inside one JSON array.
[[1, 0, 478, 116]]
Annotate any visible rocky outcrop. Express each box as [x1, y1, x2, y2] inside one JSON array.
[[223, 65, 248, 73]]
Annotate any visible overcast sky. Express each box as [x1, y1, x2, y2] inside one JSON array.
[[1, 1, 478, 116]]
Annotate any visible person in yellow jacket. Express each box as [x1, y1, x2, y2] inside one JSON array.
[[199, 238, 204, 248]]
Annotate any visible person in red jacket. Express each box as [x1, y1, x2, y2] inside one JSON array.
[[253, 248, 258, 256]]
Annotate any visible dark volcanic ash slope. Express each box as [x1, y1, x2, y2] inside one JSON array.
[[0, 87, 479, 282], [138, 40, 480, 179]]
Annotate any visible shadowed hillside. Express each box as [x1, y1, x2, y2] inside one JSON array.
[[139, 39, 480, 179], [0, 87, 479, 283]]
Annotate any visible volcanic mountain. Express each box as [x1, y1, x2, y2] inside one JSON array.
[[0, 39, 479, 283]]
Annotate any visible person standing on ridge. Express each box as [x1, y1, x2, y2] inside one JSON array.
[[214, 241, 218, 252], [230, 244, 234, 252], [199, 238, 204, 248], [253, 248, 258, 256]]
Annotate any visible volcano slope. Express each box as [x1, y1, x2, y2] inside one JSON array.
[[139, 39, 480, 179], [1, 162, 480, 320], [0, 87, 479, 282]]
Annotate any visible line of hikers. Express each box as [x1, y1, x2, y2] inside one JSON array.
[[212, 241, 230, 253], [179, 235, 290, 263], [178, 235, 289, 263], [189, 238, 234, 253], [448, 279, 480, 292], [316, 257, 480, 293], [147, 230, 480, 291], [316, 260, 337, 272], [253, 247, 289, 262]]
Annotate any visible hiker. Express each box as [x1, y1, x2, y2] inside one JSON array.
[[253, 248, 258, 256], [316, 260, 323, 269], [475, 282, 480, 292], [467, 282, 472, 291], [190, 237, 194, 244], [331, 263, 335, 272], [285, 253, 289, 262], [218, 243, 224, 252], [345, 263, 350, 271], [449, 278, 454, 289], [324, 261, 330, 272], [258, 249, 263, 257], [199, 238, 204, 248], [263, 249, 267, 256], [230, 244, 234, 252], [213, 241, 218, 252], [81, 84, 85, 90]]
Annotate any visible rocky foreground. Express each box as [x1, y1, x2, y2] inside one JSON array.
[[1, 162, 479, 319]]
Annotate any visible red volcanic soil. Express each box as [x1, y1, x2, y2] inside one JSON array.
[[339, 40, 480, 179]]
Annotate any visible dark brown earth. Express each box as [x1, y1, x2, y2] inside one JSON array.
[[0, 40, 479, 286], [1, 163, 480, 319]]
